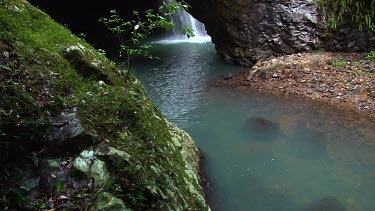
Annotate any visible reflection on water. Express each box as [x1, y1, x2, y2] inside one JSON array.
[[134, 43, 375, 211]]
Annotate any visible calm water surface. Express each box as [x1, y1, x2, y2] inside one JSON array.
[[134, 43, 375, 211]]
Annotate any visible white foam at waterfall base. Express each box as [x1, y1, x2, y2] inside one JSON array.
[[154, 35, 211, 44], [154, 2, 211, 44]]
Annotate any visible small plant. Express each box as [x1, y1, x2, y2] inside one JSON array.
[[0, 0, 10, 8], [332, 60, 346, 68], [99, 0, 194, 82], [316, 0, 375, 32], [367, 51, 375, 60], [96, 48, 106, 57]]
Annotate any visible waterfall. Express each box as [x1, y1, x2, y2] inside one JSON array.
[[157, 0, 211, 43]]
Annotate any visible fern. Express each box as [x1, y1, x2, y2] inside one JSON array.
[[316, 0, 375, 32]]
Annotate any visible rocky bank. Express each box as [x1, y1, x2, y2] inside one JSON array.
[[214, 52, 375, 114], [0, 1, 209, 210]]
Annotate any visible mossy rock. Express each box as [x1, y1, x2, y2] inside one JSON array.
[[63, 45, 110, 83], [0, 0, 209, 210], [94, 192, 131, 211]]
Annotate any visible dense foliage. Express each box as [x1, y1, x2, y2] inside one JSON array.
[[317, 0, 375, 32]]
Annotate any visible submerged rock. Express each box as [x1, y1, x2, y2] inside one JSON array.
[[242, 117, 280, 142], [245, 117, 279, 131], [300, 196, 346, 211]]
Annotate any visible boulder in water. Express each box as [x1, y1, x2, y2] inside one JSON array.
[[246, 117, 279, 131], [243, 117, 280, 142], [300, 196, 346, 211]]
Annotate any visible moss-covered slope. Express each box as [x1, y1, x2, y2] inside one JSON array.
[[0, 0, 209, 210]]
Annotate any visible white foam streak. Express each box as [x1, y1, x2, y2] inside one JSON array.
[[154, 35, 211, 44]]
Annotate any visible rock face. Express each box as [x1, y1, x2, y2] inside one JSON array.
[[186, 0, 375, 66]]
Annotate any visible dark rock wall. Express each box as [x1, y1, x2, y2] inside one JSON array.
[[186, 0, 374, 66]]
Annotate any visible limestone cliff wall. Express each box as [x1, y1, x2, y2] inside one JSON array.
[[186, 0, 375, 66]]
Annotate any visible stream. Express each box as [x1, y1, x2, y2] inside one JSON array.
[[134, 42, 375, 211]]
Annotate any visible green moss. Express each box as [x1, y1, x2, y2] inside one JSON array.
[[0, 0, 208, 210], [368, 51, 375, 60]]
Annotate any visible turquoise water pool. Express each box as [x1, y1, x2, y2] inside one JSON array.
[[134, 42, 375, 211]]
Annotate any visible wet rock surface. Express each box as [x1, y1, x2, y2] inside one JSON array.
[[186, 0, 374, 66], [214, 52, 375, 114]]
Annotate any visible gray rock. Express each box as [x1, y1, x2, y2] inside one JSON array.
[[50, 111, 84, 142], [13, 163, 39, 192], [272, 73, 281, 78], [73, 150, 109, 188], [38, 159, 68, 192], [14, 158, 69, 193], [224, 73, 233, 80], [94, 192, 131, 211], [90, 159, 109, 188], [95, 145, 131, 166], [47, 110, 93, 155]]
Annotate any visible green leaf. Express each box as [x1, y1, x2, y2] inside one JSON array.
[[56, 181, 63, 192]]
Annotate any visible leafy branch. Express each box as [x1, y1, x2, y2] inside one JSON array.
[[99, 0, 194, 82]]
